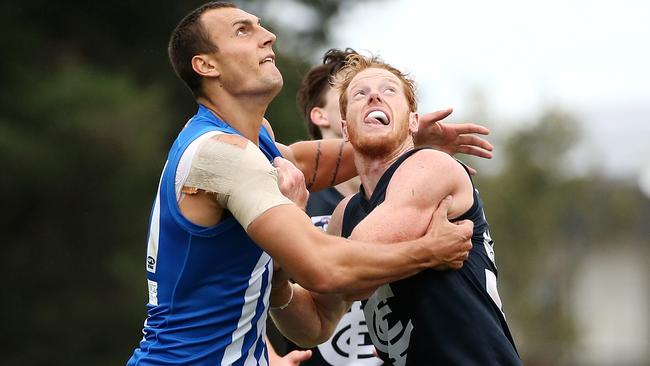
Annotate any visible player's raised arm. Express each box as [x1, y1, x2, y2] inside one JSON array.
[[277, 139, 357, 192]]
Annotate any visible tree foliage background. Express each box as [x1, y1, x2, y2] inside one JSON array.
[[1, 1, 647, 365]]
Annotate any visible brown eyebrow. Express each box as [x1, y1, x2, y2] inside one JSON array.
[[232, 17, 261, 28]]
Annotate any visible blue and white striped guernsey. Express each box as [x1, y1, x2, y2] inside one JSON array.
[[127, 105, 283, 366]]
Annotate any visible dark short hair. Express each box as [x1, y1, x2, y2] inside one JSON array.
[[296, 48, 358, 139], [168, 2, 237, 97]]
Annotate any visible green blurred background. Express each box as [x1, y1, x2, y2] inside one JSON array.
[[1, 0, 647, 365]]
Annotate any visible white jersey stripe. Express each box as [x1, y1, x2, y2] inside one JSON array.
[[146, 162, 166, 274], [258, 338, 269, 366], [243, 258, 273, 366], [221, 252, 272, 366], [257, 263, 272, 366], [258, 348, 269, 366]]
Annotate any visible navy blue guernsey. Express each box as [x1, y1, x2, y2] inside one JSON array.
[[342, 148, 521, 366], [306, 187, 344, 232], [307, 187, 344, 216]]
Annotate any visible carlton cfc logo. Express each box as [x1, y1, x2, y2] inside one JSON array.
[[364, 285, 413, 366], [317, 302, 382, 365]]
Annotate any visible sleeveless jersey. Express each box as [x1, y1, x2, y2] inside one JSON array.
[[284, 187, 383, 366], [127, 105, 282, 366], [341, 148, 521, 366]]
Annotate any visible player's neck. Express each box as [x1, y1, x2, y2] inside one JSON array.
[[197, 90, 270, 145], [354, 142, 413, 199], [334, 177, 360, 197]]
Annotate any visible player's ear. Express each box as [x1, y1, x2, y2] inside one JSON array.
[[341, 119, 350, 142], [310, 107, 330, 128], [192, 54, 221, 79], [408, 112, 419, 135]]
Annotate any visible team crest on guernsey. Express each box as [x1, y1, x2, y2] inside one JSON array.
[[364, 285, 413, 366], [317, 301, 382, 365]]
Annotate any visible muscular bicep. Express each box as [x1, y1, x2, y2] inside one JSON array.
[[349, 150, 473, 243], [349, 195, 433, 244]]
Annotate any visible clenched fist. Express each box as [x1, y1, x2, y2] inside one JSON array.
[[273, 157, 309, 210], [426, 195, 474, 270]]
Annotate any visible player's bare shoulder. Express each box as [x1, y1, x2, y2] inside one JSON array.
[[391, 149, 466, 190], [404, 148, 463, 172], [388, 148, 474, 217]]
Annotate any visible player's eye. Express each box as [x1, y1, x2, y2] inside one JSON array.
[[236, 27, 248, 36]]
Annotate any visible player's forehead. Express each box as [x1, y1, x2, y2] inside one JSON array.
[[201, 7, 259, 32], [349, 68, 401, 89]]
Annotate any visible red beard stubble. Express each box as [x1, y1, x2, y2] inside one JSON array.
[[346, 117, 411, 158]]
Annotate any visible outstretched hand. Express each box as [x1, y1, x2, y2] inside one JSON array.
[[413, 108, 493, 174]]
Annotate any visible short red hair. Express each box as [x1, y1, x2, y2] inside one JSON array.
[[335, 53, 417, 120]]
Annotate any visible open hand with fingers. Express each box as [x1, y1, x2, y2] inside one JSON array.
[[413, 108, 493, 174]]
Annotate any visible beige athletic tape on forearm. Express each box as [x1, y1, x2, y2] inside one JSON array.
[[184, 137, 293, 229]]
